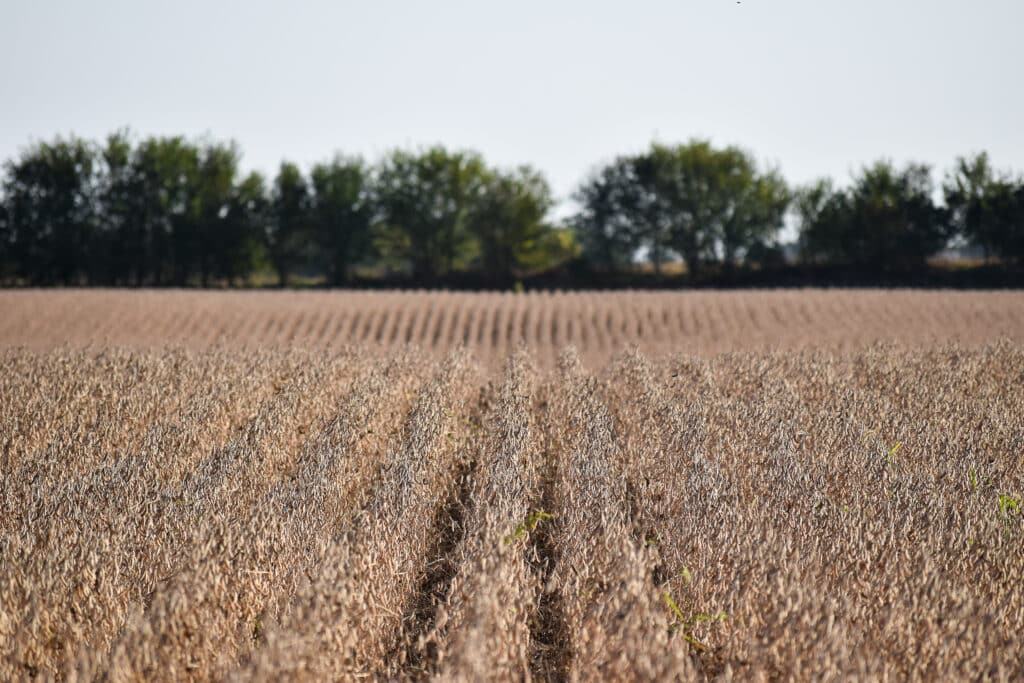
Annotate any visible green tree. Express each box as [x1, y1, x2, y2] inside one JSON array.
[[468, 165, 556, 280], [131, 136, 202, 285], [944, 152, 1024, 263], [0, 194, 10, 281], [575, 141, 789, 277], [644, 141, 719, 275], [645, 141, 789, 275], [193, 141, 242, 286], [268, 162, 312, 287], [100, 134, 261, 286], [532, 226, 581, 272], [374, 147, 488, 280], [97, 130, 146, 284], [801, 161, 947, 269], [1007, 185, 1024, 264], [310, 156, 373, 286], [630, 152, 676, 274], [794, 179, 842, 265], [572, 157, 648, 274], [718, 159, 789, 269], [218, 171, 269, 285], [1, 136, 99, 284]]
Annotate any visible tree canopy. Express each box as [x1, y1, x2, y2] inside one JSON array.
[[944, 152, 1024, 264], [798, 161, 949, 269], [573, 141, 790, 275], [1, 131, 1022, 287]]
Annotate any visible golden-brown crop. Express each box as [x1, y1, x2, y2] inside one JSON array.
[[1, 291, 1022, 681], [3, 289, 1024, 368]]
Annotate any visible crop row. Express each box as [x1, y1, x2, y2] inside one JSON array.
[[1, 344, 1022, 680]]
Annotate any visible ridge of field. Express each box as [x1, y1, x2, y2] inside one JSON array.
[[2, 289, 1024, 364], [1, 344, 1021, 680]]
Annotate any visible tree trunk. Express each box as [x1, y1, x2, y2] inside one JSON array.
[[332, 246, 349, 287], [684, 250, 701, 279], [276, 260, 289, 288]]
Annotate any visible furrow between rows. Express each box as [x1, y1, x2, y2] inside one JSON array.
[[228, 351, 479, 681]]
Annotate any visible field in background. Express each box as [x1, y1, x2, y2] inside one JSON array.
[[2, 289, 1024, 365], [2, 290, 1023, 679]]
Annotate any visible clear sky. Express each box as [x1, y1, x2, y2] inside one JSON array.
[[2, 0, 1022, 217]]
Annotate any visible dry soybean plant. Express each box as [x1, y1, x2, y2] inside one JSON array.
[[0, 338, 1022, 681]]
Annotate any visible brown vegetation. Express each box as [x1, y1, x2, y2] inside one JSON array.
[[1, 291, 1022, 680], [2, 289, 1024, 367]]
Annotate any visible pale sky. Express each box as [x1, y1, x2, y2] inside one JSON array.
[[2, 0, 1022, 217]]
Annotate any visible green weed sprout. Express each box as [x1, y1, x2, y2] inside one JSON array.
[[998, 493, 1020, 518], [662, 570, 728, 653], [503, 510, 553, 544], [887, 441, 902, 465], [679, 566, 692, 586]]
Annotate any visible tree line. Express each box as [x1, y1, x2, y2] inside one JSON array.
[[1, 131, 1022, 287]]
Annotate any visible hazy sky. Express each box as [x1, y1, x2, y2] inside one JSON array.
[[2, 0, 1022, 215]]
